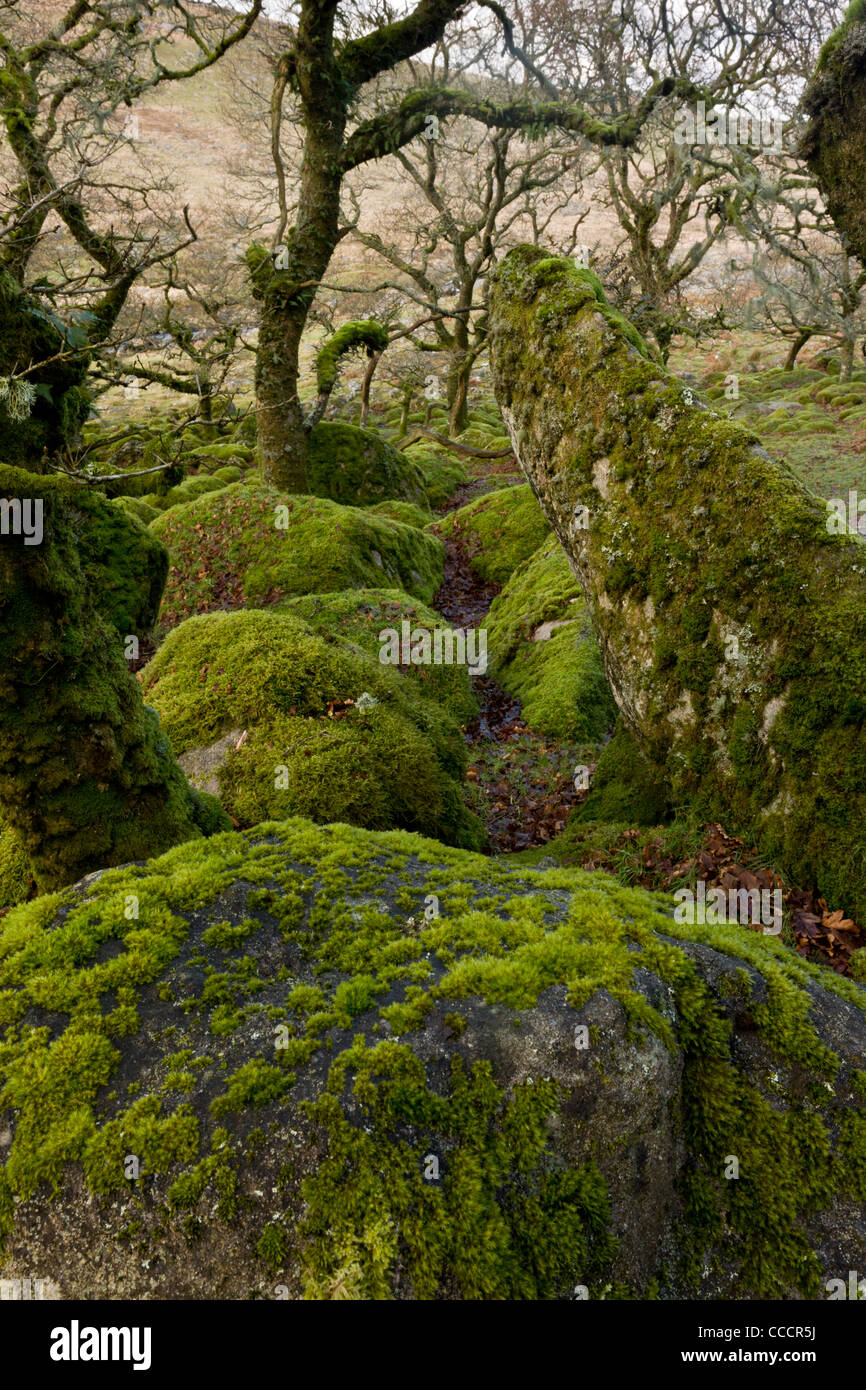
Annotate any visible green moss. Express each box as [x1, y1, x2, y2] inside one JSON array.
[[315, 322, 389, 396], [816, 0, 866, 69], [486, 536, 615, 740], [151, 484, 444, 632], [367, 499, 432, 529], [306, 422, 428, 508], [141, 609, 484, 849], [0, 814, 32, 909], [803, 4, 866, 264], [579, 720, 673, 825], [401, 444, 467, 509], [432, 484, 550, 585], [0, 465, 227, 892], [0, 818, 862, 1295], [280, 588, 477, 724], [499, 624, 616, 742], [0, 268, 90, 465], [299, 1044, 615, 1299]]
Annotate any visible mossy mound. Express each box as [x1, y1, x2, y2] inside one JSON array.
[[367, 499, 432, 529], [402, 444, 467, 509], [306, 422, 429, 508], [114, 495, 161, 527], [150, 484, 445, 632], [141, 609, 483, 849], [1, 818, 864, 1299], [486, 536, 616, 741], [280, 589, 477, 724], [432, 484, 551, 585], [85, 499, 169, 636], [488, 246, 866, 922]]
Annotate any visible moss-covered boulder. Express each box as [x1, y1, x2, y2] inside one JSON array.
[[489, 246, 866, 921], [0, 818, 864, 1299], [0, 466, 228, 891], [802, 2, 866, 263], [432, 483, 551, 585], [402, 443, 467, 509], [151, 484, 445, 632], [141, 609, 483, 849], [280, 590, 477, 724], [367, 499, 432, 529], [487, 536, 616, 741], [306, 422, 429, 508]]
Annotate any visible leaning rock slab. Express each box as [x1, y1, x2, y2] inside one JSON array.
[[0, 818, 863, 1299], [488, 246, 866, 920]]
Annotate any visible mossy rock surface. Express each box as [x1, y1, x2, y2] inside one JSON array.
[[402, 444, 467, 509], [306, 423, 429, 509], [151, 484, 445, 632], [489, 246, 866, 921], [141, 609, 483, 849], [0, 818, 864, 1299], [579, 719, 673, 825], [367, 499, 432, 529], [432, 483, 551, 585], [280, 589, 477, 725], [114, 495, 161, 528], [486, 535, 616, 741]]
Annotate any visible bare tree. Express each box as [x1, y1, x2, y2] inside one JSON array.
[[502, 0, 843, 356], [0, 0, 261, 467], [245, 0, 700, 489], [345, 88, 594, 432]]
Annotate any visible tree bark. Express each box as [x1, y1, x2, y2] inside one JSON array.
[[253, 0, 347, 490], [784, 330, 812, 371], [0, 465, 227, 889], [801, 11, 866, 266]]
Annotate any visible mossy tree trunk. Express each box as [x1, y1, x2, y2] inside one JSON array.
[[801, 5, 866, 266], [0, 466, 226, 890], [489, 245, 866, 919], [254, 0, 699, 488]]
